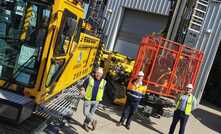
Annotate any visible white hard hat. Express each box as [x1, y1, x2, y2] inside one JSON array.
[[186, 84, 193, 89], [138, 71, 144, 76]]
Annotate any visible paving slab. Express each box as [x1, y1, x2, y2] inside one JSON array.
[[69, 100, 221, 134]]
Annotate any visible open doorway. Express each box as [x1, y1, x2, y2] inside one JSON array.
[[202, 42, 221, 107], [114, 8, 168, 58]]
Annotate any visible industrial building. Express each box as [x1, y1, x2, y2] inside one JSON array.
[[102, 0, 221, 106]]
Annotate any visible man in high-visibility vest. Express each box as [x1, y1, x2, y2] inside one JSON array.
[[117, 71, 147, 129], [169, 83, 197, 134], [80, 67, 106, 132]]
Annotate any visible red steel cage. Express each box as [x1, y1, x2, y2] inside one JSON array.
[[130, 36, 204, 99]]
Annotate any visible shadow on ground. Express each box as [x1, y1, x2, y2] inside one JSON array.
[[0, 114, 47, 134], [192, 107, 221, 133], [44, 122, 79, 134], [134, 113, 164, 134], [96, 94, 165, 134], [0, 113, 80, 134]]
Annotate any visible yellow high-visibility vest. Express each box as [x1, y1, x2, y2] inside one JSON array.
[[176, 95, 193, 115], [85, 76, 106, 101]]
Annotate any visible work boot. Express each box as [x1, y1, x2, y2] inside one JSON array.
[[116, 121, 123, 126], [125, 124, 130, 130], [83, 124, 89, 132], [91, 120, 97, 130]]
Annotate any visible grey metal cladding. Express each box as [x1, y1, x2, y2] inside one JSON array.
[[194, 0, 221, 101], [103, 0, 171, 50]]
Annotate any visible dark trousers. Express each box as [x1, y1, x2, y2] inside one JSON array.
[[120, 97, 140, 126], [169, 110, 189, 134]]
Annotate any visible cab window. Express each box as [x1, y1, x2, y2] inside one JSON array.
[[0, 0, 51, 86], [54, 10, 78, 56]]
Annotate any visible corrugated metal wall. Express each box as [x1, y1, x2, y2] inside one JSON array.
[[103, 0, 171, 50], [194, 0, 221, 101]]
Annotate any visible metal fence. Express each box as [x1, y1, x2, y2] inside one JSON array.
[[130, 36, 203, 98]]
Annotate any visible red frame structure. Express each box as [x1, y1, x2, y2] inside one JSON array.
[[130, 36, 204, 99]]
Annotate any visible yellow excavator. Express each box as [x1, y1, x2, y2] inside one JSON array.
[[0, 0, 106, 124]]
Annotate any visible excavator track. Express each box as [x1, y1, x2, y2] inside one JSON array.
[[0, 80, 84, 134]]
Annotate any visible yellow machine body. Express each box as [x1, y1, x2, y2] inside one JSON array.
[[0, 0, 100, 104], [101, 51, 134, 105]]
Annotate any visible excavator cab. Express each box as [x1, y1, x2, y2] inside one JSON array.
[[0, 0, 101, 124], [0, 0, 51, 87], [0, 0, 53, 124]]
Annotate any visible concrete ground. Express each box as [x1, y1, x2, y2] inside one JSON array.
[[0, 99, 219, 134], [67, 100, 221, 134]]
